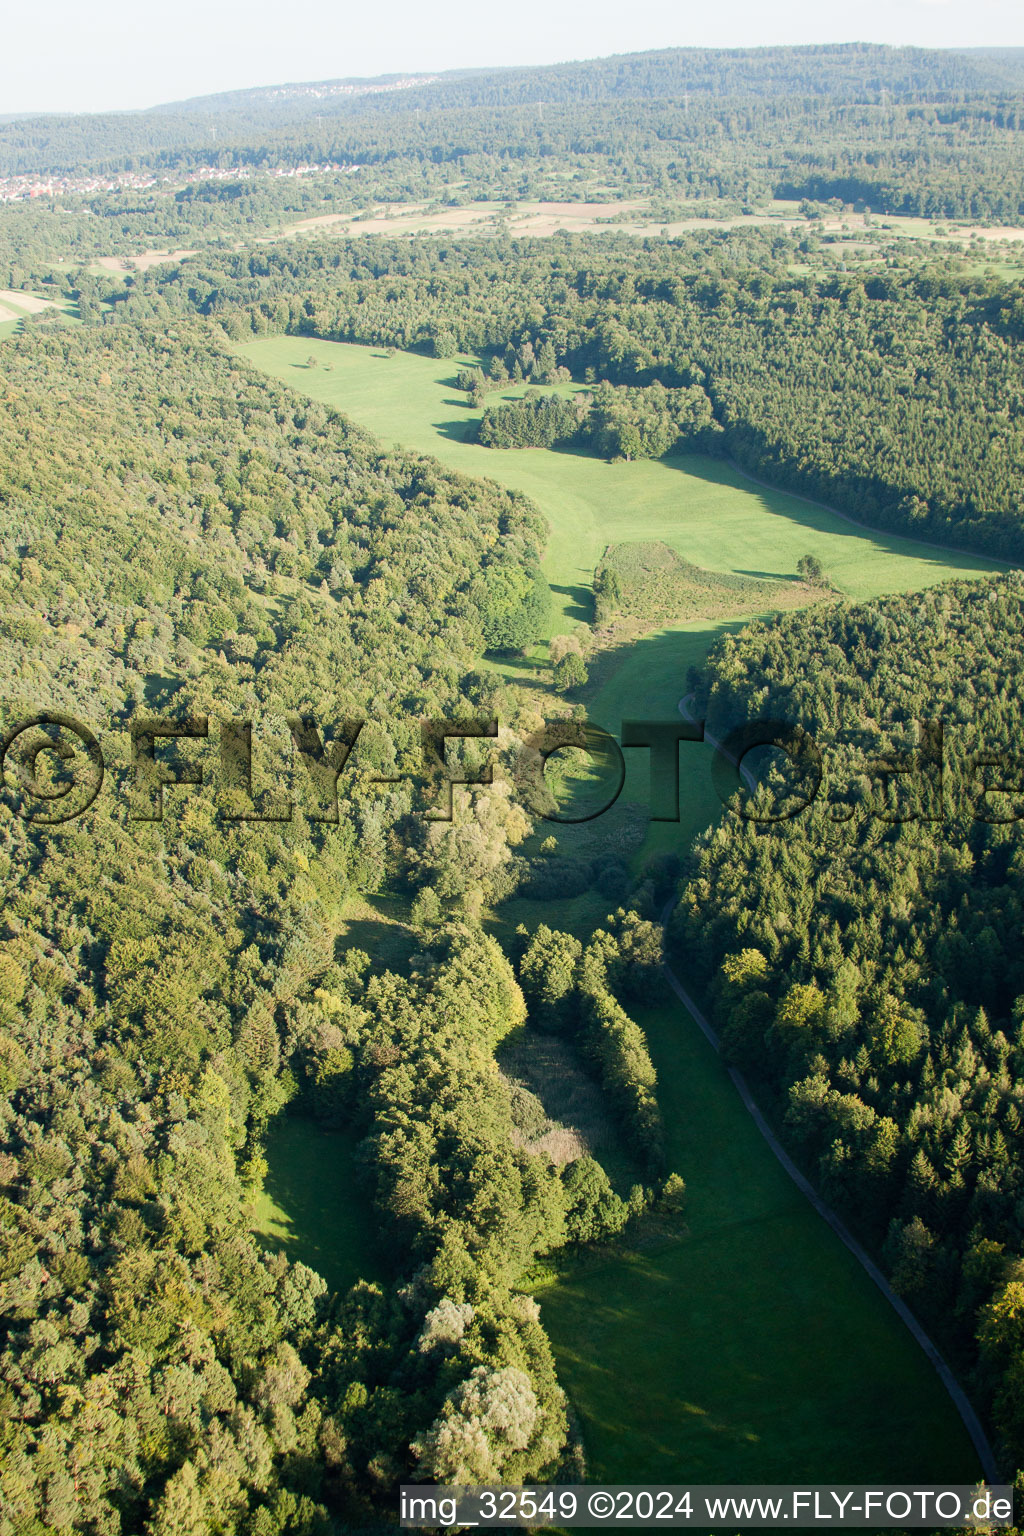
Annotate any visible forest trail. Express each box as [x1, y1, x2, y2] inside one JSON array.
[[677, 691, 756, 791], [669, 693, 1000, 1482]]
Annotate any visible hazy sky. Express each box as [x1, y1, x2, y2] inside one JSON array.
[[3, 0, 1022, 115]]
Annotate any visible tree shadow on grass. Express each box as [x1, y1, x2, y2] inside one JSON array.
[[258, 1116, 387, 1294], [336, 915, 419, 975], [433, 417, 476, 444], [551, 582, 594, 623], [143, 672, 185, 709], [492, 651, 545, 673], [486, 652, 550, 692]]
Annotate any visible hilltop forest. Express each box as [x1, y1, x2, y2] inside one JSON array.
[[4, 44, 1024, 274]]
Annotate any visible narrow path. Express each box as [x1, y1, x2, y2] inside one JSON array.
[[658, 885, 1002, 1484], [725, 457, 1016, 570], [677, 692, 756, 793]]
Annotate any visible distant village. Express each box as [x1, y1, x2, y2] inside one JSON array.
[[258, 75, 435, 103], [0, 161, 360, 204]]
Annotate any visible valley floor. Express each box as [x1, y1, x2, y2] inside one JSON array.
[[242, 335, 995, 1482]]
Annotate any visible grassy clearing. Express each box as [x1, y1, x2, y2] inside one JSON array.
[[594, 539, 809, 626], [254, 1115, 384, 1295], [252, 894, 417, 1292], [244, 336, 989, 1483], [243, 335, 1001, 874], [536, 984, 979, 1482], [498, 1025, 641, 1192], [241, 338, 1001, 635], [335, 892, 422, 975]]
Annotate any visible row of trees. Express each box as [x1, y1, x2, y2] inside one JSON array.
[[517, 912, 667, 1173]]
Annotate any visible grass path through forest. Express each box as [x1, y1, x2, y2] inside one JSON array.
[[243, 335, 993, 1483], [658, 892, 999, 1483]]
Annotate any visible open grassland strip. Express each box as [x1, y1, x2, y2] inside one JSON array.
[[725, 457, 1019, 570], [243, 335, 994, 1483], [535, 979, 981, 1483], [254, 1116, 387, 1295], [238, 339, 1004, 628], [659, 899, 1000, 1485]]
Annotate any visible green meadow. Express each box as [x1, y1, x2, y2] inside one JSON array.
[[241, 336, 1004, 868], [244, 336, 992, 1483], [254, 1116, 385, 1295], [239, 336, 1001, 630], [537, 987, 978, 1481]]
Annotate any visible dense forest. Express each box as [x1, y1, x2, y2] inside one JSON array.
[[79, 231, 1024, 558], [476, 381, 718, 460], [0, 319, 680, 1527], [5, 36, 1024, 1530], [670, 577, 1024, 1461], [3, 44, 1024, 250]]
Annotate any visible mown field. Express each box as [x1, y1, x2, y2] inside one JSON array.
[[244, 335, 991, 1483], [241, 336, 1004, 868], [240, 337, 1001, 623]]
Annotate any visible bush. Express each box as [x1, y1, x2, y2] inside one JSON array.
[[562, 1157, 628, 1243]]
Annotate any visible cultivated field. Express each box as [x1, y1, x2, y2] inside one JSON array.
[[92, 248, 198, 272], [0, 288, 80, 336], [279, 198, 1024, 251], [0, 288, 56, 314], [0, 289, 61, 336]]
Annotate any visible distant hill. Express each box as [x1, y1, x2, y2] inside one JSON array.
[[151, 73, 441, 116], [153, 44, 1024, 118], [2, 42, 1023, 181]]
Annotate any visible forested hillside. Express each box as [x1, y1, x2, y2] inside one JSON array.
[[159, 45, 1024, 117], [5, 36, 1024, 1524], [3, 44, 1024, 226], [670, 576, 1024, 1462], [0, 320, 680, 1528], [95, 232, 1024, 556]]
